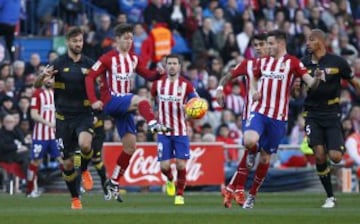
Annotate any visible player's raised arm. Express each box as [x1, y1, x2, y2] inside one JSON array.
[[85, 58, 107, 109], [135, 56, 165, 81]]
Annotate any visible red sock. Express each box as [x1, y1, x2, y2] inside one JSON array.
[[162, 169, 173, 181], [247, 144, 258, 154], [26, 163, 38, 193], [138, 100, 155, 122], [234, 150, 249, 191], [111, 151, 132, 181], [249, 162, 270, 196], [176, 169, 186, 196]]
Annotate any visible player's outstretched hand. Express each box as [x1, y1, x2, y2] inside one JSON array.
[[314, 68, 326, 81], [91, 100, 103, 110]]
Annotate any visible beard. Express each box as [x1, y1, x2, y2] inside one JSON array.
[[69, 46, 82, 55]]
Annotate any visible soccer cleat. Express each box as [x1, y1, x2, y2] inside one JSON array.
[[26, 190, 41, 198], [82, 170, 94, 191], [174, 195, 185, 205], [166, 180, 176, 196], [148, 120, 173, 133], [234, 190, 246, 206], [242, 194, 255, 209], [223, 188, 233, 208], [104, 179, 121, 201], [71, 197, 83, 210], [246, 153, 256, 169], [321, 197, 336, 208], [103, 187, 111, 201]]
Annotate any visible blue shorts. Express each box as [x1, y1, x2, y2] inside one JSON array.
[[104, 94, 136, 138], [31, 139, 60, 160], [157, 135, 190, 161], [244, 112, 286, 154]]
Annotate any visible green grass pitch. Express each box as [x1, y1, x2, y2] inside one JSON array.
[[0, 192, 359, 224]]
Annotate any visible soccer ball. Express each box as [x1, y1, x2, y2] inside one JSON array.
[[185, 98, 208, 119]]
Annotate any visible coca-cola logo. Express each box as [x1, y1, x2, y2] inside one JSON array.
[[123, 147, 206, 183]]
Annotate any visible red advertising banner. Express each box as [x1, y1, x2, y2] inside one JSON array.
[[103, 143, 225, 186]]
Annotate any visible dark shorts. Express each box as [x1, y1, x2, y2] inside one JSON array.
[[305, 112, 345, 152], [56, 113, 94, 160]]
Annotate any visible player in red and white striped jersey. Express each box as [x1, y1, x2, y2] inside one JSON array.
[[26, 75, 62, 197], [85, 24, 169, 201], [239, 30, 323, 209], [151, 54, 198, 205], [216, 33, 268, 208]]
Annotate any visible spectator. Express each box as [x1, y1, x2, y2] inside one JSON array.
[[94, 14, 114, 53], [47, 50, 59, 64], [0, 95, 15, 117], [141, 22, 175, 67], [0, 113, 29, 176], [350, 105, 360, 133], [236, 21, 254, 56], [4, 76, 15, 98], [169, 0, 187, 36], [133, 24, 148, 56], [216, 123, 238, 163], [223, 0, 243, 34], [12, 60, 25, 92], [24, 53, 42, 76], [143, 0, 170, 28], [0, 62, 11, 79], [192, 17, 219, 61], [309, 7, 328, 32], [211, 7, 226, 34], [0, 0, 21, 62]]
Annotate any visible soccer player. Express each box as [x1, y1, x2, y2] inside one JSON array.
[[25, 72, 62, 198], [85, 23, 169, 201], [233, 30, 323, 209], [302, 29, 360, 208], [151, 54, 197, 205], [215, 33, 268, 208], [39, 27, 95, 209], [80, 112, 108, 199]]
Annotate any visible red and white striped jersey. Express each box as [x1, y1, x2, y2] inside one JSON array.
[[31, 88, 55, 140], [209, 88, 223, 112], [225, 94, 245, 115], [230, 58, 258, 120], [151, 76, 195, 136], [252, 55, 307, 121], [86, 49, 160, 105]]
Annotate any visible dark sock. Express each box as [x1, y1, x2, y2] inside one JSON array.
[[63, 169, 79, 198], [94, 161, 107, 190], [81, 149, 93, 171], [316, 162, 333, 198]]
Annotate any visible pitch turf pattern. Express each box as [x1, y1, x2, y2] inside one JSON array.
[[0, 192, 359, 224]]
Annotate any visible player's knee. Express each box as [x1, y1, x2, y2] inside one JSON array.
[[123, 147, 136, 154], [79, 142, 92, 152], [329, 151, 342, 164]]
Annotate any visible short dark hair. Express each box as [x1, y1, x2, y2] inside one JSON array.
[[66, 27, 83, 40], [114, 23, 134, 37], [267, 29, 287, 42], [253, 33, 267, 41], [165, 54, 182, 64]]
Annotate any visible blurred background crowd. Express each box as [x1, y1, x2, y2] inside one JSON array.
[[0, 0, 359, 172]]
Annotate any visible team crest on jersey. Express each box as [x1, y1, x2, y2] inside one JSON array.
[[325, 67, 339, 75], [81, 68, 89, 75], [63, 68, 70, 72]]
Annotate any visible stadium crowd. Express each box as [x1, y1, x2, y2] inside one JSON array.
[[0, 0, 360, 188]]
